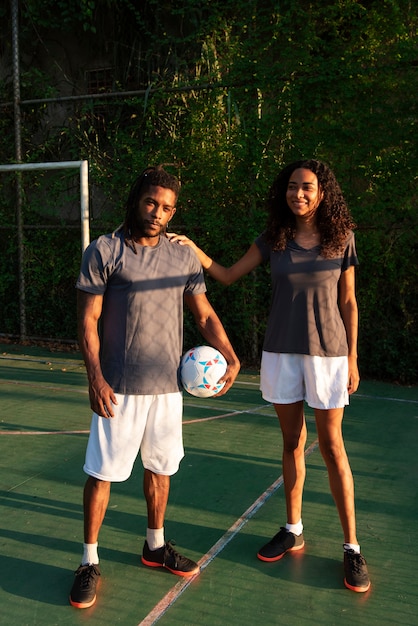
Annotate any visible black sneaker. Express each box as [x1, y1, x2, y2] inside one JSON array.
[[344, 549, 371, 592], [69, 563, 101, 609], [257, 527, 305, 562], [141, 541, 200, 578]]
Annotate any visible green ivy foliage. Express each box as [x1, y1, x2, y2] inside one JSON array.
[[0, 0, 417, 383], [20, 0, 97, 32]]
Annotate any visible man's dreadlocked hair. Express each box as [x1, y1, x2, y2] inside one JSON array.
[[264, 159, 355, 258], [117, 165, 180, 253]]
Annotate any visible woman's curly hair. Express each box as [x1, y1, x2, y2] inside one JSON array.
[[264, 159, 355, 258]]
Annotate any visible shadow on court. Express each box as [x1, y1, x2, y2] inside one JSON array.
[[0, 344, 417, 625]]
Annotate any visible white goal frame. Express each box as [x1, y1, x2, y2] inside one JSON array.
[[0, 159, 90, 251]]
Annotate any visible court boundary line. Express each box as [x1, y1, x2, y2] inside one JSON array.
[[183, 404, 272, 424], [2, 385, 417, 437], [355, 393, 418, 404], [0, 429, 90, 435], [2, 376, 417, 408], [1, 373, 417, 404], [0, 379, 88, 393], [138, 439, 319, 626], [0, 404, 273, 436]]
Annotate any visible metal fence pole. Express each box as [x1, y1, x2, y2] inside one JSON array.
[[11, 0, 26, 340]]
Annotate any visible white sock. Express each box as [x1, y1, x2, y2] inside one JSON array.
[[82, 542, 99, 565], [344, 542, 360, 554], [285, 520, 303, 536], [147, 527, 165, 551]]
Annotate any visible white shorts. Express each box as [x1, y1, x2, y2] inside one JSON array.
[[260, 352, 349, 410], [83, 392, 184, 482]]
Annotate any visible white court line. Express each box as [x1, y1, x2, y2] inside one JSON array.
[[183, 404, 272, 424], [2, 385, 416, 437], [2, 374, 416, 404], [0, 404, 272, 436], [355, 393, 418, 404], [138, 439, 319, 626], [0, 379, 88, 394], [0, 354, 82, 366], [0, 429, 90, 435]]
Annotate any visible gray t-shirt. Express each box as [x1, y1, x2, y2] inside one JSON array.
[[255, 231, 359, 357], [76, 231, 206, 394]]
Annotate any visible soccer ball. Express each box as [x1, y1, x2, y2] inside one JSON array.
[[180, 345, 227, 398]]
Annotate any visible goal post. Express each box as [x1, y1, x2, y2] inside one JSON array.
[[0, 159, 89, 341], [0, 159, 90, 251]]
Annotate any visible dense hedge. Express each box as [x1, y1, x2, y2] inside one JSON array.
[[0, 0, 417, 383]]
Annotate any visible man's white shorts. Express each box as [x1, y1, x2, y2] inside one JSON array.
[[83, 392, 184, 482], [260, 352, 349, 410]]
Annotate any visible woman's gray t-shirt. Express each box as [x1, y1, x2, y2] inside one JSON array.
[[76, 232, 206, 394], [255, 231, 359, 357]]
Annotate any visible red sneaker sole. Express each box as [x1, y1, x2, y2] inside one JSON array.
[[69, 594, 97, 609], [141, 556, 200, 578], [257, 541, 305, 562], [344, 578, 371, 593]]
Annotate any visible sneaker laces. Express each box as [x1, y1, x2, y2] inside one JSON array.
[[76, 564, 100, 589], [164, 541, 182, 565], [346, 550, 365, 573]]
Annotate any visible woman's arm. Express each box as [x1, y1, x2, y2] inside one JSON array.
[[168, 233, 263, 285], [338, 265, 360, 394]]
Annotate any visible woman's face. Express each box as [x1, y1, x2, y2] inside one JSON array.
[[286, 168, 323, 220]]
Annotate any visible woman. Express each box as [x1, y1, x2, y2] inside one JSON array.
[[169, 159, 370, 592]]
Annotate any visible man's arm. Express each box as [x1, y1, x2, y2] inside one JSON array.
[[184, 292, 240, 395], [77, 290, 118, 417]]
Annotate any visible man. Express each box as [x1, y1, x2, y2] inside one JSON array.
[[70, 165, 240, 609]]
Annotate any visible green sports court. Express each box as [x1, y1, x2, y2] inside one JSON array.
[[1, 342, 417, 625]]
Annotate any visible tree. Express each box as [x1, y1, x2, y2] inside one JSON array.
[[0, 0, 416, 381]]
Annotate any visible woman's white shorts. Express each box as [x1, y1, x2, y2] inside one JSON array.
[[260, 352, 349, 410], [83, 392, 184, 482]]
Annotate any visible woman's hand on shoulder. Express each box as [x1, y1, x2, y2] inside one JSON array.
[[167, 232, 210, 268], [167, 232, 193, 246]]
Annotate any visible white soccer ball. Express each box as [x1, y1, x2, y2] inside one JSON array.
[[180, 345, 227, 398]]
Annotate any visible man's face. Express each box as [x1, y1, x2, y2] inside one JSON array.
[[134, 185, 177, 243]]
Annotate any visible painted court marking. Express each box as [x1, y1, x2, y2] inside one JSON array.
[[0, 404, 271, 436], [183, 403, 272, 424], [137, 388, 418, 624], [138, 439, 319, 626], [0, 378, 88, 394], [0, 429, 90, 435]]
